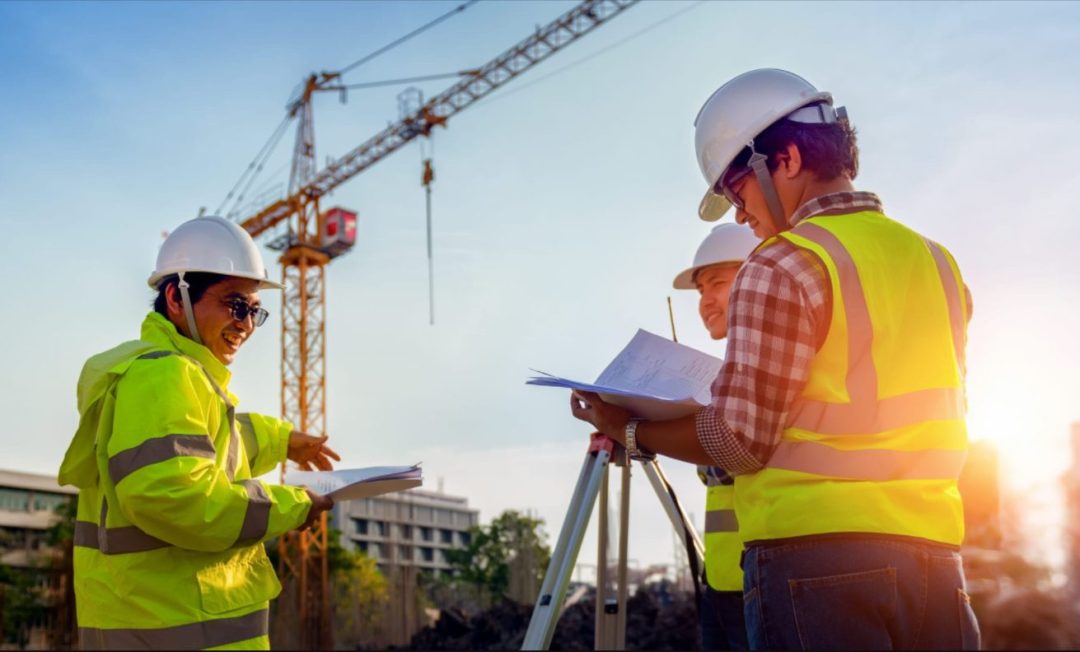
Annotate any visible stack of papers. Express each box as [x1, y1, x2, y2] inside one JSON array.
[[527, 329, 723, 420], [284, 465, 423, 501]]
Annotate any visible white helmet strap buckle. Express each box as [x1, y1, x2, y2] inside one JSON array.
[[177, 272, 203, 345], [746, 141, 789, 233]]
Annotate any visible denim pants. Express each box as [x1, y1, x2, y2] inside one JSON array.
[[700, 583, 748, 651], [742, 535, 981, 650]]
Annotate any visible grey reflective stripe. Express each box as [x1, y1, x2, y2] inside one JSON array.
[[788, 386, 965, 435], [794, 223, 876, 405], [78, 608, 268, 650], [108, 434, 216, 486], [236, 413, 259, 463], [786, 223, 965, 435], [924, 238, 966, 371], [705, 509, 739, 533], [135, 349, 241, 481], [78, 502, 172, 555], [767, 440, 967, 481], [74, 520, 171, 554], [236, 480, 272, 546]]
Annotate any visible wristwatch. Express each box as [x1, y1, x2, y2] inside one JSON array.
[[624, 419, 646, 460]]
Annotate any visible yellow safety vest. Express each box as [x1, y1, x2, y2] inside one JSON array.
[[736, 210, 968, 545], [58, 312, 311, 650], [702, 473, 743, 592]]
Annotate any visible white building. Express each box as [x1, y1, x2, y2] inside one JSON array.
[[332, 489, 479, 576], [0, 469, 77, 567]]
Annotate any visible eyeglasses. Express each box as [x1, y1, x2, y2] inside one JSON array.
[[224, 299, 269, 327], [715, 165, 753, 211]]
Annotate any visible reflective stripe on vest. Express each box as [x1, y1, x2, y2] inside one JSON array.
[[737, 211, 968, 545], [78, 608, 268, 650], [704, 483, 743, 591]]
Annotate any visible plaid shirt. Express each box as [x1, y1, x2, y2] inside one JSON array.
[[696, 191, 970, 476]]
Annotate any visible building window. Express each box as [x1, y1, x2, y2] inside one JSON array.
[[420, 527, 433, 542], [32, 493, 67, 513], [400, 525, 413, 540], [354, 519, 368, 535], [358, 541, 369, 555], [0, 489, 29, 512], [374, 521, 386, 537], [440, 529, 453, 544], [420, 547, 434, 562], [399, 545, 412, 562], [459, 532, 471, 547]]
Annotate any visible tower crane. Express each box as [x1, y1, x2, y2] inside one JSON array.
[[226, 1, 637, 647]]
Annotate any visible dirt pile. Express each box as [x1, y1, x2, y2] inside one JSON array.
[[407, 583, 699, 650]]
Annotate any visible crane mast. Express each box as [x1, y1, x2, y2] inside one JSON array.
[[235, 1, 637, 648]]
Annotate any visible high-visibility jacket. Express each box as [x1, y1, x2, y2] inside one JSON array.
[[59, 312, 311, 650], [736, 210, 969, 545], [700, 469, 742, 592]]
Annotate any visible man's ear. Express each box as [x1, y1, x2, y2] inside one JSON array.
[[781, 142, 803, 179], [165, 283, 182, 319]]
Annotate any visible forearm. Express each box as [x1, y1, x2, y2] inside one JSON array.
[[635, 414, 715, 466]]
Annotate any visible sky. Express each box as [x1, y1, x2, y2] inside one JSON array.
[[2, 0, 1079, 572]]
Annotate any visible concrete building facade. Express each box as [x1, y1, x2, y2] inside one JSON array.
[[331, 489, 479, 576], [0, 469, 77, 567]]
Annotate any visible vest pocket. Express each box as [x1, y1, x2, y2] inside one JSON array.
[[196, 553, 281, 614]]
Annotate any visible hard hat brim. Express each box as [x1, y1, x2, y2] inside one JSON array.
[[147, 269, 285, 291], [699, 190, 732, 222]]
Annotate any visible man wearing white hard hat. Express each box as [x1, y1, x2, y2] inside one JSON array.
[[60, 216, 337, 650], [674, 223, 759, 651], [570, 69, 978, 649]]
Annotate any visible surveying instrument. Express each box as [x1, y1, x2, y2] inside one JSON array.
[[521, 432, 704, 650]]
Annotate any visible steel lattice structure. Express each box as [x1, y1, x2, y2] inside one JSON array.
[[233, 2, 637, 648]]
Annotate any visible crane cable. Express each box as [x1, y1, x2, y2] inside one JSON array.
[[335, 0, 480, 77], [216, 114, 293, 218]]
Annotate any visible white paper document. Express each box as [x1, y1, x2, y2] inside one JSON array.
[[527, 329, 724, 420], [284, 465, 423, 501]]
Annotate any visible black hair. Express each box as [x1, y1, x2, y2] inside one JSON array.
[[733, 110, 859, 182], [152, 273, 228, 318]]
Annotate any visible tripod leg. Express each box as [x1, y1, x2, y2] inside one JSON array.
[[640, 458, 704, 567], [522, 444, 611, 651], [595, 451, 631, 650]]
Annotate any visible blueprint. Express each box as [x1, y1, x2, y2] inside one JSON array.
[[284, 465, 423, 501], [527, 329, 724, 420]]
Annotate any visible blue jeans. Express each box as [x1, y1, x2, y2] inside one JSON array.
[[700, 583, 748, 650], [742, 535, 981, 650]]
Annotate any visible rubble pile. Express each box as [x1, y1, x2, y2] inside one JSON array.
[[407, 584, 699, 650]]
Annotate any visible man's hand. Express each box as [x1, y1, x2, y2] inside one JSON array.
[[298, 488, 334, 531], [287, 431, 341, 471], [570, 390, 632, 442]]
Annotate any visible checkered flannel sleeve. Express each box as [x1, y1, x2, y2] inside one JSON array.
[[695, 241, 829, 474]]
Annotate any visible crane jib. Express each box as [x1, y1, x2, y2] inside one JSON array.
[[238, 0, 637, 239]]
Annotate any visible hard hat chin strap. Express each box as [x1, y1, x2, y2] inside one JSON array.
[[747, 141, 789, 234], [177, 272, 203, 345]]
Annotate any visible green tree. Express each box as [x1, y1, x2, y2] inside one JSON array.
[[443, 510, 551, 606]]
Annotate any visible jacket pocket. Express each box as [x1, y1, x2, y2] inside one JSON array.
[[196, 552, 281, 614]]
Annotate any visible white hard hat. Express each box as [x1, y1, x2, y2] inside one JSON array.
[[672, 223, 760, 289], [148, 215, 283, 290], [694, 69, 837, 222]]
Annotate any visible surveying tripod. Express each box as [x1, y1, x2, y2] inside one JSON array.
[[522, 433, 704, 650]]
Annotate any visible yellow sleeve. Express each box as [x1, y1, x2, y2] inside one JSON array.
[[236, 412, 293, 478], [108, 356, 310, 552]]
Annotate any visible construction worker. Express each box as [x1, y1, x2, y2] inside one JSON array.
[[570, 69, 980, 649], [58, 215, 338, 650], [672, 222, 759, 651]]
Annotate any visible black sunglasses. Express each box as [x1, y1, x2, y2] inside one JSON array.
[[225, 299, 269, 327], [715, 165, 753, 210]]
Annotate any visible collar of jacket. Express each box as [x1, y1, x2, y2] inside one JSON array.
[[141, 312, 232, 389]]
